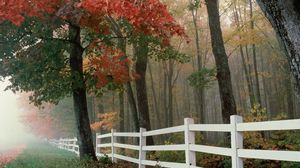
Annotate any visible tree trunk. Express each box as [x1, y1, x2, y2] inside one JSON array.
[[126, 82, 140, 132], [69, 25, 96, 160], [240, 46, 256, 107], [107, 16, 140, 132], [286, 75, 295, 119], [205, 0, 237, 124], [167, 60, 174, 127], [119, 91, 125, 143], [163, 64, 168, 127], [256, 0, 300, 94], [148, 63, 161, 128], [116, 38, 129, 139], [134, 40, 154, 145], [250, 0, 262, 105], [233, 1, 256, 108], [190, 1, 205, 123]]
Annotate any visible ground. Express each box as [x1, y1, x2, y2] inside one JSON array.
[[3, 140, 132, 168]]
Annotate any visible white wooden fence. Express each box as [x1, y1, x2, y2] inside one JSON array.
[[51, 115, 300, 168], [49, 138, 79, 155]]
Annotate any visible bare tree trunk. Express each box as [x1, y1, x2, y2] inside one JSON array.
[[256, 0, 300, 94], [250, 0, 262, 105], [116, 38, 127, 140], [241, 46, 256, 106], [285, 74, 295, 119], [148, 63, 161, 128], [233, 1, 256, 107], [107, 16, 140, 132], [205, 0, 237, 124], [69, 25, 96, 160], [190, 0, 205, 123], [167, 60, 174, 127], [119, 91, 125, 143], [163, 64, 168, 127], [134, 40, 154, 145]]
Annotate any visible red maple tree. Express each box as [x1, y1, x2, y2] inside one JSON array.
[[1, 0, 186, 88], [1, 0, 186, 41]]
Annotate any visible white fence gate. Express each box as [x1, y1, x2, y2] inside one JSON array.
[[51, 115, 300, 168]]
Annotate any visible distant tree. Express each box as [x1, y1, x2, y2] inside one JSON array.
[[205, 0, 237, 123], [18, 93, 57, 138]]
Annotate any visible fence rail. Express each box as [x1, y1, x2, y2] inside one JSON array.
[[50, 115, 300, 168], [49, 138, 79, 155]]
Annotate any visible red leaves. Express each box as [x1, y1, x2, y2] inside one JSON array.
[[2, 0, 186, 41], [22, 111, 55, 138], [90, 112, 118, 131], [79, 0, 186, 39], [0, 144, 26, 167], [0, 0, 26, 25], [0, 0, 62, 26], [88, 45, 136, 88], [18, 93, 58, 138]]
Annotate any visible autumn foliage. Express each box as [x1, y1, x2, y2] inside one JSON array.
[[18, 93, 62, 138], [90, 112, 118, 131], [0, 144, 26, 167], [85, 45, 138, 88], [0, 0, 62, 25], [1, 0, 186, 40], [79, 0, 186, 39], [1, 0, 186, 90]]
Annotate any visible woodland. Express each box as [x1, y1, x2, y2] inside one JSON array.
[[1, 0, 300, 167]]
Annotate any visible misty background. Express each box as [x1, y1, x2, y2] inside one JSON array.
[[0, 80, 35, 152]]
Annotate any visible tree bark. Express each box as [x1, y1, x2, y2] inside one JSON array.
[[134, 40, 154, 145], [167, 60, 174, 127], [69, 25, 96, 160], [118, 91, 125, 143], [126, 82, 140, 132], [163, 64, 168, 127], [106, 16, 140, 132], [190, 0, 205, 123], [148, 63, 161, 128], [256, 0, 300, 94], [205, 0, 237, 124], [116, 38, 129, 140], [249, 0, 262, 105], [233, 1, 256, 108]]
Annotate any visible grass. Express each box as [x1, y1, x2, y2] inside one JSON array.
[[5, 140, 133, 168]]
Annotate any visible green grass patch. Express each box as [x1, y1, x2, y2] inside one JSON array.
[[6, 140, 80, 168], [5, 140, 134, 168]]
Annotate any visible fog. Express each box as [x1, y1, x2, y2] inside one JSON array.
[[0, 80, 35, 152]]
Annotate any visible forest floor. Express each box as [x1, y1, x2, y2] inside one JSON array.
[[4, 141, 132, 168]]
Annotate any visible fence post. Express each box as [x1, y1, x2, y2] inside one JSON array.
[[96, 133, 101, 157], [139, 128, 146, 168], [58, 138, 60, 148], [230, 115, 243, 168], [75, 137, 79, 156], [66, 139, 70, 151], [73, 137, 76, 153], [111, 129, 117, 163], [184, 118, 196, 167]]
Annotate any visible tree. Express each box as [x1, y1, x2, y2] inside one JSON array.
[[18, 93, 57, 138], [0, 0, 185, 158], [188, 0, 206, 124], [205, 0, 237, 123], [256, 0, 300, 94], [134, 37, 154, 145]]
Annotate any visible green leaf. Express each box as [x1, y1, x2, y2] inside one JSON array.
[[187, 67, 216, 88]]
